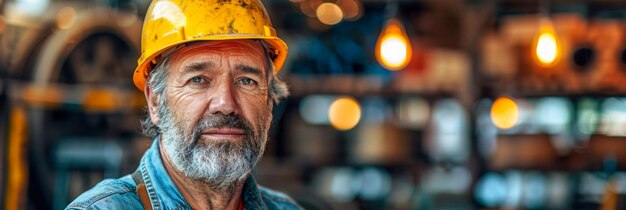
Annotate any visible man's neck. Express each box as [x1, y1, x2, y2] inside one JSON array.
[[158, 140, 246, 210]]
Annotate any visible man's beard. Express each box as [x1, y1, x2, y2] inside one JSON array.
[[157, 102, 268, 189]]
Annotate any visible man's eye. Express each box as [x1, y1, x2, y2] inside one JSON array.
[[238, 78, 257, 86], [189, 76, 207, 85]]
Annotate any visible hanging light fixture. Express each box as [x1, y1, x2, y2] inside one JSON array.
[[532, 1, 560, 68], [533, 18, 560, 67], [375, 2, 412, 71]]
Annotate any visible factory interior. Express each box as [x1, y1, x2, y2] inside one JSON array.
[[2, 0, 626, 209]]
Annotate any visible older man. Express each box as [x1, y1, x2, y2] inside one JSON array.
[[67, 0, 301, 209]]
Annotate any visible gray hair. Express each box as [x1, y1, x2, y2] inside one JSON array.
[[140, 45, 290, 139]]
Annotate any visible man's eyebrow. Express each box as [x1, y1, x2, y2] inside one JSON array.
[[182, 61, 215, 74], [234, 64, 263, 77]]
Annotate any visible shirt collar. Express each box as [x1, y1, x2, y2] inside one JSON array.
[[242, 175, 267, 210], [140, 139, 190, 209]]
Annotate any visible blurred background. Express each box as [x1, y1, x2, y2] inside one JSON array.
[[2, 0, 626, 209]]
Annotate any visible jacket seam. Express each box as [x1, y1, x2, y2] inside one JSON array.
[[142, 160, 162, 210], [261, 193, 292, 203], [245, 189, 264, 210]]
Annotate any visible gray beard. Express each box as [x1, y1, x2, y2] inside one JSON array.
[[157, 103, 267, 190]]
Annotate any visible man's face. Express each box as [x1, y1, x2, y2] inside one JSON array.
[[148, 40, 273, 186]]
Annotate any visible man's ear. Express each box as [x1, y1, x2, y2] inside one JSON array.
[[144, 84, 161, 126]]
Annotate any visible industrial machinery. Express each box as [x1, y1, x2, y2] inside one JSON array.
[[1, 0, 147, 209]]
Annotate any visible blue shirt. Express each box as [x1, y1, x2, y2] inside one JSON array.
[[66, 140, 303, 210]]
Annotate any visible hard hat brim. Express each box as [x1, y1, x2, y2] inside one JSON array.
[[133, 36, 287, 91]]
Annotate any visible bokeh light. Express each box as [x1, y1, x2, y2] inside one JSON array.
[[300, 95, 335, 125], [396, 97, 430, 129], [490, 97, 520, 130], [356, 167, 392, 200], [475, 172, 508, 207], [316, 3, 343, 25], [599, 98, 626, 136], [14, 0, 50, 17], [522, 172, 547, 208], [430, 98, 469, 162], [328, 97, 361, 130], [56, 7, 77, 29], [375, 19, 412, 70], [423, 166, 472, 193], [314, 167, 357, 202], [533, 97, 572, 134], [337, 0, 362, 20], [534, 19, 560, 67], [361, 97, 390, 124], [299, 1, 317, 18], [576, 98, 599, 136]]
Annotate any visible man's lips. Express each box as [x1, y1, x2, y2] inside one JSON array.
[[200, 127, 245, 140]]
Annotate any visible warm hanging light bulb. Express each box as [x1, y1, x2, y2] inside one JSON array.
[[533, 18, 560, 67], [375, 18, 412, 71]]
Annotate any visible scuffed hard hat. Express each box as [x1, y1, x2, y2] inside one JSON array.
[[133, 0, 288, 91]]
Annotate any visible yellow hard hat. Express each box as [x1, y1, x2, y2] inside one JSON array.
[[133, 0, 288, 91]]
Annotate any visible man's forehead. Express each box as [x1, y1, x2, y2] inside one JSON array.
[[172, 40, 266, 57], [164, 40, 268, 72]]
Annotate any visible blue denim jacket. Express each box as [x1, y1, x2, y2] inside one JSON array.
[[66, 140, 303, 210]]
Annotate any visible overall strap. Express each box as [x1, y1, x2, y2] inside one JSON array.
[[132, 171, 154, 210]]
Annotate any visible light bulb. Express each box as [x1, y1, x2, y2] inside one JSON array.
[[533, 19, 560, 67], [375, 18, 412, 71]]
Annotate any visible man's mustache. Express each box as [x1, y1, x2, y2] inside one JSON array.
[[191, 114, 254, 141]]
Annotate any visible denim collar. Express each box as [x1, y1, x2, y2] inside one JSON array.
[[138, 140, 266, 210]]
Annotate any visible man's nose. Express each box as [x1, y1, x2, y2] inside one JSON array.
[[208, 80, 238, 115]]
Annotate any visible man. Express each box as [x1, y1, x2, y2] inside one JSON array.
[[67, 0, 302, 209]]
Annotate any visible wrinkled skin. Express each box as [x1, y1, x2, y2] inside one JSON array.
[[145, 40, 273, 210]]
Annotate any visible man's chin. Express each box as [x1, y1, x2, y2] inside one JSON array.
[[184, 156, 253, 183]]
